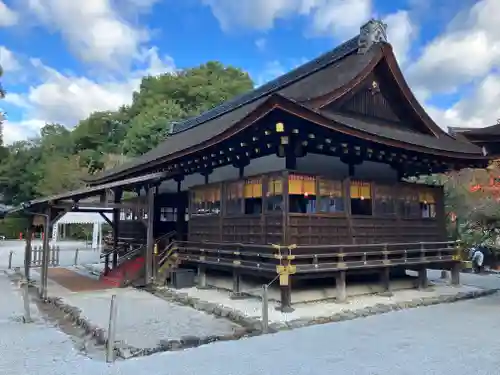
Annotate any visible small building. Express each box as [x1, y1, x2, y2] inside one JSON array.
[[449, 122, 500, 157], [12, 19, 491, 309]]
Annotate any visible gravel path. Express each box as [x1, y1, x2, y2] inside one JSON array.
[[1, 270, 500, 374], [61, 288, 240, 348], [2, 268, 500, 375]]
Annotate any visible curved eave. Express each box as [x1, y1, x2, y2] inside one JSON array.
[[381, 44, 447, 138], [87, 97, 282, 185], [95, 94, 488, 187], [274, 97, 486, 160]]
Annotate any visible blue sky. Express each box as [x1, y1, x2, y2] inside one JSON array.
[[0, 0, 498, 144]]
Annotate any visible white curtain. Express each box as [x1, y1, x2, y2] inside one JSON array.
[[51, 223, 59, 244]]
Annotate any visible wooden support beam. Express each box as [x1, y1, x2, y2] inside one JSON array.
[[451, 262, 460, 285], [112, 188, 123, 269], [230, 269, 245, 299], [335, 271, 347, 303], [40, 207, 53, 300], [145, 185, 155, 284], [279, 276, 294, 312], [23, 217, 34, 282], [380, 267, 392, 296], [98, 212, 113, 227], [197, 265, 207, 289], [53, 202, 144, 210], [417, 266, 428, 289]]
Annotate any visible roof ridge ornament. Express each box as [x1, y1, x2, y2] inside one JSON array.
[[358, 19, 388, 54]]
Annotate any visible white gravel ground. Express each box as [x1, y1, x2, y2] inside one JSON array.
[[1, 269, 500, 374], [173, 281, 481, 323], [61, 288, 240, 348]]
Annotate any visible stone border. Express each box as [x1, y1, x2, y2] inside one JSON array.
[[43, 297, 108, 345], [41, 295, 253, 359], [149, 285, 498, 333], [150, 286, 265, 333]]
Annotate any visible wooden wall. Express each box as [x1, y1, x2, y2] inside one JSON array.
[[186, 171, 446, 246]]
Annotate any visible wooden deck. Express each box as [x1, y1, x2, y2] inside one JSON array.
[[47, 268, 113, 292]]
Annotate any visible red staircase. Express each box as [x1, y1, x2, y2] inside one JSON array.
[[100, 256, 145, 287]]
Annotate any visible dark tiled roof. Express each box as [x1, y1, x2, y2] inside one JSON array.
[[171, 36, 360, 134], [449, 124, 500, 137], [324, 112, 484, 155], [90, 36, 367, 183]]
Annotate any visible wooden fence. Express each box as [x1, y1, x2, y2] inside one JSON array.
[[30, 246, 60, 267]]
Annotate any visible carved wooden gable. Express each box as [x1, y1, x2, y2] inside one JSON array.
[[339, 83, 400, 123], [323, 62, 435, 136]]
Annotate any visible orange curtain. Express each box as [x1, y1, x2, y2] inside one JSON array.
[[418, 190, 435, 204], [350, 181, 371, 199], [289, 174, 316, 195], [244, 178, 262, 198]]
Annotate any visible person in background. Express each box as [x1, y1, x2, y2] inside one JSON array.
[[470, 246, 485, 273]]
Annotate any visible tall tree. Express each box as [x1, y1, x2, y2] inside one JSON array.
[[0, 61, 254, 204]]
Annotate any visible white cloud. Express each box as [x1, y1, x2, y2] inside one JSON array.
[[406, 0, 500, 130], [407, 0, 500, 94], [202, 0, 371, 38], [2, 47, 176, 144], [0, 1, 18, 26], [427, 74, 500, 129], [0, 46, 20, 71], [383, 10, 416, 66], [26, 0, 152, 69]]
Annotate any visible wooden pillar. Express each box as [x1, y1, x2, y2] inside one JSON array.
[[24, 218, 34, 282], [112, 188, 123, 269], [279, 280, 293, 312], [335, 270, 347, 303], [451, 262, 460, 285], [285, 151, 296, 170], [380, 267, 392, 295], [417, 266, 428, 289], [145, 185, 155, 284], [174, 176, 184, 240], [230, 269, 245, 299], [282, 170, 289, 245], [40, 207, 52, 299], [197, 265, 207, 289]]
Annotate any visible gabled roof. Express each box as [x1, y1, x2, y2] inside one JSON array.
[[449, 123, 500, 137], [89, 20, 487, 185], [90, 35, 377, 184]]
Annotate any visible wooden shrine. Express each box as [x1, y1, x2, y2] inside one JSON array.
[[10, 19, 492, 309]]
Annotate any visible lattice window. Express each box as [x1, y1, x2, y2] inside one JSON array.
[[226, 181, 243, 215], [266, 175, 283, 212], [318, 179, 344, 213], [289, 174, 317, 213], [374, 184, 395, 215], [190, 185, 221, 216]]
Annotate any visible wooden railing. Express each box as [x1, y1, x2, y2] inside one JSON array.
[[171, 240, 459, 273]]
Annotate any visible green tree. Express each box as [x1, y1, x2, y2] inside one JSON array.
[[122, 100, 186, 156], [0, 140, 42, 204], [34, 154, 88, 196], [0, 60, 254, 204]]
